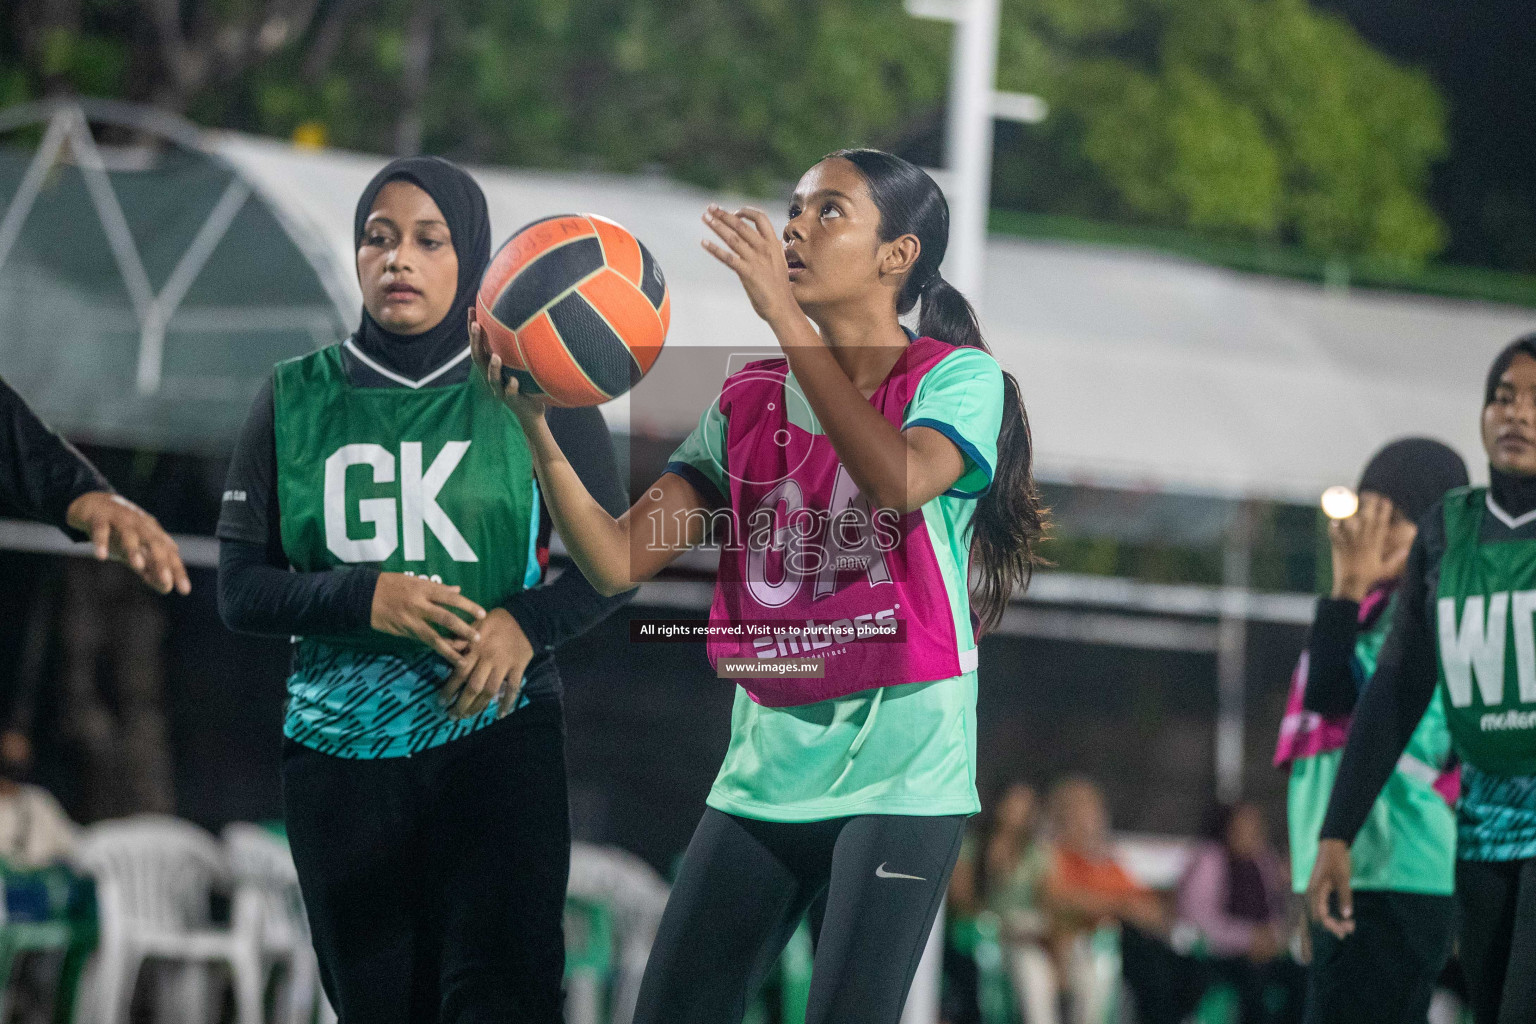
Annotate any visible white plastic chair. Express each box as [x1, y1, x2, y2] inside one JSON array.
[[567, 843, 670, 1024], [71, 815, 264, 1024], [221, 823, 334, 1024]]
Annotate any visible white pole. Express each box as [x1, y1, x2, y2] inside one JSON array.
[[1216, 503, 1253, 804], [943, 0, 1001, 300]]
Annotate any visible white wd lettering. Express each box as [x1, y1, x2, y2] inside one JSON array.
[[1439, 593, 1509, 708], [401, 441, 477, 562], [323, 442, 477, 564], [1514, 590, 1536, 704]]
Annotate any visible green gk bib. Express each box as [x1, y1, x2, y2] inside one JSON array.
[[1435, 487, 1536, 776], [273, 346, 538, 658]]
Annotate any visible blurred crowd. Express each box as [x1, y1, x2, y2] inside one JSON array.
[[944, 779, 1301, 1024]]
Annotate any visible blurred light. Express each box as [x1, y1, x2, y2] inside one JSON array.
[[994, 91, 1049, 124], [1321, 485, 1358, 520], [292, 121, 327, 150], [905, 0, 964, 19]]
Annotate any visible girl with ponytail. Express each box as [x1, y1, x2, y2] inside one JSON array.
[[474, 147, 1045, 1023]]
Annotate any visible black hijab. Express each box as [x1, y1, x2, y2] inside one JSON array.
[[352, 156, 492, 381]]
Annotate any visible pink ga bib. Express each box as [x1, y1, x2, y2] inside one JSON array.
[[706, 338, 975, 706]]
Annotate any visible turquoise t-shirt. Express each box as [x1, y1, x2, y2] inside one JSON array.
[[666, 344, 1004, 821], [1286, 597, 1457, 895]]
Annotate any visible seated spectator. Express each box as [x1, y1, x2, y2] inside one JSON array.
[[950, 782, 1057, 1022], [0, 730, 79, 870], [1042, 777, 1208, 1024], [1177, 802, 1303, 1024]]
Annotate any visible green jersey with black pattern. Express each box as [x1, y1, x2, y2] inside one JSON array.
[[273, 345, 540, 758]]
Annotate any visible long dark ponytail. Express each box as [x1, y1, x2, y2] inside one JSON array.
[[830, 148, 1048, 635]]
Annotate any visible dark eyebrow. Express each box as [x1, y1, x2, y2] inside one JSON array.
[[364, 215, 448, 230], [789, 189, 855, 206]]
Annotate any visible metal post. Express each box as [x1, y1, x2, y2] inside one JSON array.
[[942, 0, 1000, 298], [907, 0, 1046, 304], [1216, 502, 1254, 804]]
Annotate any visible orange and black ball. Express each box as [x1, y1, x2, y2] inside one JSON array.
[[476, 214, 669, 406]]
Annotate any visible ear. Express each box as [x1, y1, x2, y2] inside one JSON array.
[[878, 233, 921, 283]]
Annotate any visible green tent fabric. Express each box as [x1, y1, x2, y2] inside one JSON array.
[[0, 101, 347, 454]]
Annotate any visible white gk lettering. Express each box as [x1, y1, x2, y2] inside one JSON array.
[[1438, 590, 1536, 707], [323, 442, 478, 564]]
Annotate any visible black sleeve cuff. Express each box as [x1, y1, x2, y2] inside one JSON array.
[[501, 588, 556, 654], [338, 565, 382, 633]]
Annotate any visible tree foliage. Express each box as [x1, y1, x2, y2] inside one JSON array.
[[995, 0, 1448, 259], [2, 0, 1448, 260]]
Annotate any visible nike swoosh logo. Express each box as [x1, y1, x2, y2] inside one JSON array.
[[875, 862, 926, 881]]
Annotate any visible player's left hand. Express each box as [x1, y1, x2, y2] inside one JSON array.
[[66, 491, 191, 596], [469, 308, 549, 423], [702, 205, 798, 324], [1306, 838, 1356, 939], [438, 607, 534, 720]]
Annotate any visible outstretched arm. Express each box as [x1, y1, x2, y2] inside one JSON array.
[[0, 376, 189, 595], [499, 406, 638, 654]]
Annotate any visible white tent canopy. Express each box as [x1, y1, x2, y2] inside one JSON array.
[[215, 131, 1534, 505], [3, 100, 1527, 502]]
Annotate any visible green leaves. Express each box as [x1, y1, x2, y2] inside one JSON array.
[[1000, 0, 1449, 260], [143, 0, 1449, 261]]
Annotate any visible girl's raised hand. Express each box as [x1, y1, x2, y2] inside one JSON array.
[[1327, 492, 1408, 602], [702, 205, 797, 325], [469, 308, 548, 422]]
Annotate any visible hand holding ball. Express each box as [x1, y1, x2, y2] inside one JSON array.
[[474, 214, 670, 407]]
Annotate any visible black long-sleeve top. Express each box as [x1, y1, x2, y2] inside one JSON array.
[[1320, 472, 1536, 844], [1302, 597, 1370, 717], [0, 377, 110, 536], [215, 349, 634, 703]]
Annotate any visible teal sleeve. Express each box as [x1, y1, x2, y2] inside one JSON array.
[[902, 347, 1004, 498], [664, 398, 730, 508]]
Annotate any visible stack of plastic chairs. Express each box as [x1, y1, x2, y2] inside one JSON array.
[[563, 896, 614, 1024], [221, 823, 333, 1024], [71, 815, 265, 1024], [567, 842, 669, 1024]]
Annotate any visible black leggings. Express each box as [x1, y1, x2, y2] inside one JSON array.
[[1303, 889, 1455, 1024], [1457, 858, 1536, 1024], [282, 699, 570, 1024], [632, 808, 967, 1024]]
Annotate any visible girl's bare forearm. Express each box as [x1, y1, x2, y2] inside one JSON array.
[[774, 327, 918, 511], [521, 416, 634, 596]]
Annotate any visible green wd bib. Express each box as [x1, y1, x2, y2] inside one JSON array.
[[1435, 486, 1536, 776], [273, 346, 538, 658]]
